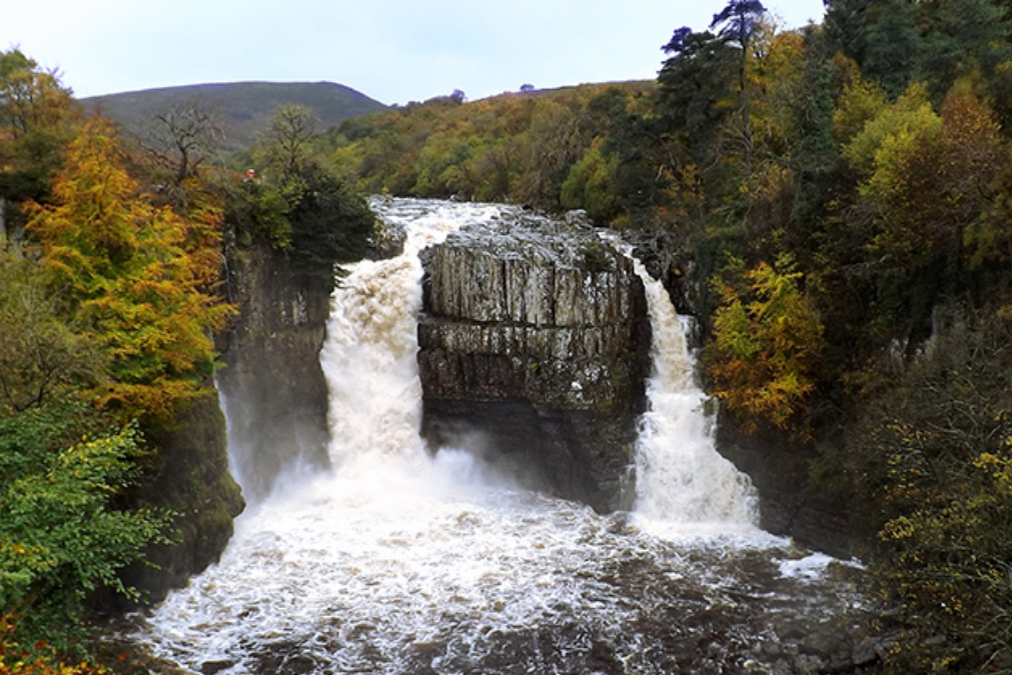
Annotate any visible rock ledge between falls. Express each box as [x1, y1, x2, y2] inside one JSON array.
[[418, 211, 651, 511]]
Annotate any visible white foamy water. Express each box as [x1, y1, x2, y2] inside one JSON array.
[[629, 258, 760, 535], [319, 198, 491, 465], [132, 198, 864, 675]]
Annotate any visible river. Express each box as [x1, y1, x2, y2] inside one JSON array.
[[129, 198, 875, 674]]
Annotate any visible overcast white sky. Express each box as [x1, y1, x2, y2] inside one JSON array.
[[2, 0, 825, 105]]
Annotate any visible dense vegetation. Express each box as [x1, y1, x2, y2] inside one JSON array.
[[0, 51, 374, 672], [323, 1, 1012, 670]]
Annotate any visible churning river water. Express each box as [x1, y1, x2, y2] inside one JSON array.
[[129, 198, 873, 675]]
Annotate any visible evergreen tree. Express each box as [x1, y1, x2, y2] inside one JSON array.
[[919, 0, 1012, 100], [860, 0, 921, 97], [655, 28, 738, 168], [710, 0, 767, 171]]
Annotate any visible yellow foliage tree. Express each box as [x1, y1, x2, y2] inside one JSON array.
[[707, 254, 825, 432], [845, 80, 1004, 272], [26, 119, 233, 420]]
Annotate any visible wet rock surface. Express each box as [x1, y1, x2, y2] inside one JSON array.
[[217, 243, 333, 500], [715, 415, 865, 559], [417, 211, 651, 511]]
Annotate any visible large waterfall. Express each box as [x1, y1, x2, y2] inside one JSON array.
[[132, 198, 871, 675]]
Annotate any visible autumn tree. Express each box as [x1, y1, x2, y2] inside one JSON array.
[[0, 49, 78, 159], [26, 118, 233, 420], [706, 254, 825, 433], [0, 50, 80, 249]]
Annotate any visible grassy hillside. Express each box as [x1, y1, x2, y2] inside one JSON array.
[[83, 81, 388, 152]]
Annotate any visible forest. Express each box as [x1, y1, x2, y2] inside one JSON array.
[[3, 0, 1012, 671]]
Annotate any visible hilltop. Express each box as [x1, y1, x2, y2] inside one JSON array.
[[82, 80, 388, 152]]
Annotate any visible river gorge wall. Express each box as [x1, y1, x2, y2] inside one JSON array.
[[630, 230, 858, 557], [417, 212, 651, 512], [121, 392, 244, 604], [216, 243, 334, 500]]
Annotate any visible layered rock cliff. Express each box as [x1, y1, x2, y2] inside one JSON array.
[[418, 211, 651, 511], [216, 243, 333, 500]]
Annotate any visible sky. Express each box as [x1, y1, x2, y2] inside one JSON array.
[[2, 0, 826, 106]]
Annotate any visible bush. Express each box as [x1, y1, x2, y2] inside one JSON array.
[[846, 310, 1012, 672], [0, 614, 107, 675], [0, 399, 171, 651]]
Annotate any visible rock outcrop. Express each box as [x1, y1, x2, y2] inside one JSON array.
[[120, 392, 245, 605], [715, 416, 864, 558], [418, 212, 651, 511], [216, 243, 333, 500]]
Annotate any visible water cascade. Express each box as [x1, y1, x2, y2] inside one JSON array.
[[629, 258, 759, 533], [132, 198, 874, 675]]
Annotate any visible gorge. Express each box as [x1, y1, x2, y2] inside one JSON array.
[[131, 198, 882, 674]]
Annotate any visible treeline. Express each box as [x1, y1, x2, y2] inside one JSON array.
[[0, 51, 373, 671], [328, 1, 1012, 670], [322, 82, 658, 226]]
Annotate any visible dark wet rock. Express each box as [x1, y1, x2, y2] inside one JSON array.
[[105, 389, 244, 609], [418, 212, 651, 511], [714, 416, 863, 559], [367, 207, 407, 260], [199, 660, 236, 675], [629, 228, 699, 321], [216, 242, 333, 500]]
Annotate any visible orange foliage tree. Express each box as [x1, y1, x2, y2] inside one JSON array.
[[26, 119, 233, 420], [706, 254, 825, 433]]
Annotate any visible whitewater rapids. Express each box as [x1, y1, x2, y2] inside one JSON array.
[[129, 197, 871, 675]]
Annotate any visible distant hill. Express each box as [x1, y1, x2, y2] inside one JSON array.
[[83, 81, 388, 153]]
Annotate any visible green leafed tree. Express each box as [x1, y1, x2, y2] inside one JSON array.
[[0, 400, 170, 652], [0, 253, 104, 413], [241, 104, 375, 281], [919, 0, 1012, 100]]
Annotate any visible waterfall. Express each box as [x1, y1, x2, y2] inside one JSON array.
[[132, 198, 866, 675], [317, 198, 756, 529], [319, 238, 428, 464], [629, 258, 759, 532]]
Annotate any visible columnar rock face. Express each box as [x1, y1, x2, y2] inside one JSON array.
[[216, 243, 333, 501], [418, 213, 651, 511]]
